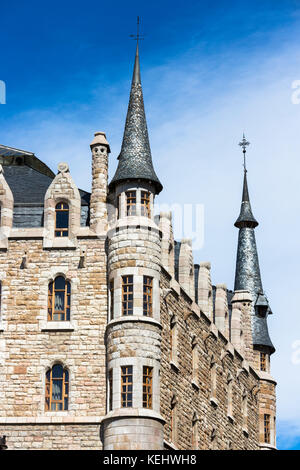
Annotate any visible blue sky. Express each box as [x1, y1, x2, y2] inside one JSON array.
[[1, 0, 300, 449]]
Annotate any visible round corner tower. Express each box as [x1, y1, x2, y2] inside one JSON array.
[[102, 42, 165, 450]]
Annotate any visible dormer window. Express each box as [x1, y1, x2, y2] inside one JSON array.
[[141, 191, 150, 218], [126, 191, 136, 216], [55, 202, 69, 237]]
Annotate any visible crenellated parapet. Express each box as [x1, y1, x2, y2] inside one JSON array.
[[197, 262, 213, 319], [159, 211, 175, 278], [231, 290, 253, 364], [214, 284, 229, 339], [178, 239, 195, 300]]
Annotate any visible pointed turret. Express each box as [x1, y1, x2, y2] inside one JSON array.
[[109, 42, 162, 194], [234, 136, 274, 353], [234, 170, 258, 228]]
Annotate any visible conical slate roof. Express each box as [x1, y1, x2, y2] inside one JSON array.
[[234, 170, 258, 228], [234, 167, 275, 353], [109, 43, 163, 194]]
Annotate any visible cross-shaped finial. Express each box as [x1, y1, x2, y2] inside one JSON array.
[[239, 133, 250, 171], [130, 16, 144, 44]]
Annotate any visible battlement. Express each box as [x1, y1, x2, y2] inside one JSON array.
[[158, 210, 247, 355]]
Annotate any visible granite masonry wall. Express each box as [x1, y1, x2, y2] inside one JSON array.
[[160, 268, 260, 450], [0, 238, 107, 450]]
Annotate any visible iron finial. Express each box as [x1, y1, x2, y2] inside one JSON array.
[[239, 133, 250, 171], [129, 16, 145, 44]]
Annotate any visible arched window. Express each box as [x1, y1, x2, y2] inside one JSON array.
[[48, 276, 71, 321], [55, 202, 69, 237], [45, 364, 69, 411]]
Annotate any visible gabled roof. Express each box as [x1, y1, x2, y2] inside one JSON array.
[[0, 145, 90, 206]]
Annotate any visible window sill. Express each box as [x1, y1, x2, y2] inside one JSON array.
[[259, 443, 277, 450], [191, 380, 200, 390], [170, 361, 179, 372], [210, 397, 218, 408], [43, 237, 77, 250], [41, 322, 74, 332], [163, 440, 178, 450]]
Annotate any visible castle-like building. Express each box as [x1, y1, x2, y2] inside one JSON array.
[[0, 43, 276, 450]]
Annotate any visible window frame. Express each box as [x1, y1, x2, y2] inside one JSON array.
[[122, 275, 134, 316], [260, 352, 267, 371], [48, 276, 71, 322], [264, 413, 271, 443], [121, 365, 133, 408], [126, 191, 137, 216], [143, 276, 153, 317], [45, 364, 69, 412], [143, 366, 153, 409], [55, 202, 69, 237], [141, 190, 151, 218], [109, 279, 114, 321], [108, 369, 113, 411]]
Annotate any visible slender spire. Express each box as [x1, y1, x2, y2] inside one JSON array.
[[234, 135, 274, 353], [234, 135, 258, 228], [109, 22, 163, 194]]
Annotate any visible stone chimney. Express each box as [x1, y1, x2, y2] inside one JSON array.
[[90, 132, 110, 233]]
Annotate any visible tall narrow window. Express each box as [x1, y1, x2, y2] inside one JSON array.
[[0, 281, 2, 317], [192, 412, 199, 449], [141, 191, 150, 218], [121, 366, 133, 407], [108, 369, 113, 411], [242, 390, 248, 432], [210, 359, 217, 402], [117, 194, 121, 219], [143, 276, 153, 317], [192, 342, 198, 385], [171, 394, 177, 445], [109, 279, 114, 320], [45, 364, 69, 411], [143, 366, 153, 409], [170, 315, 178, 365], [227, 376, 233, 418], [126, 191, 136, 216], [264, 414, 270, 443], [55, 202, 69, 237], [48, 276, 71, 321], [122, 275, 134, 316], [260, 352, 267, 371]]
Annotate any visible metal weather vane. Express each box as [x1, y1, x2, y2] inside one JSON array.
[[130, 16, 145, 44], [239, 133, 250, 171]]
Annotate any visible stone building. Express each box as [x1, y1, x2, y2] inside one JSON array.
[[0, 43, 276, 450]]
